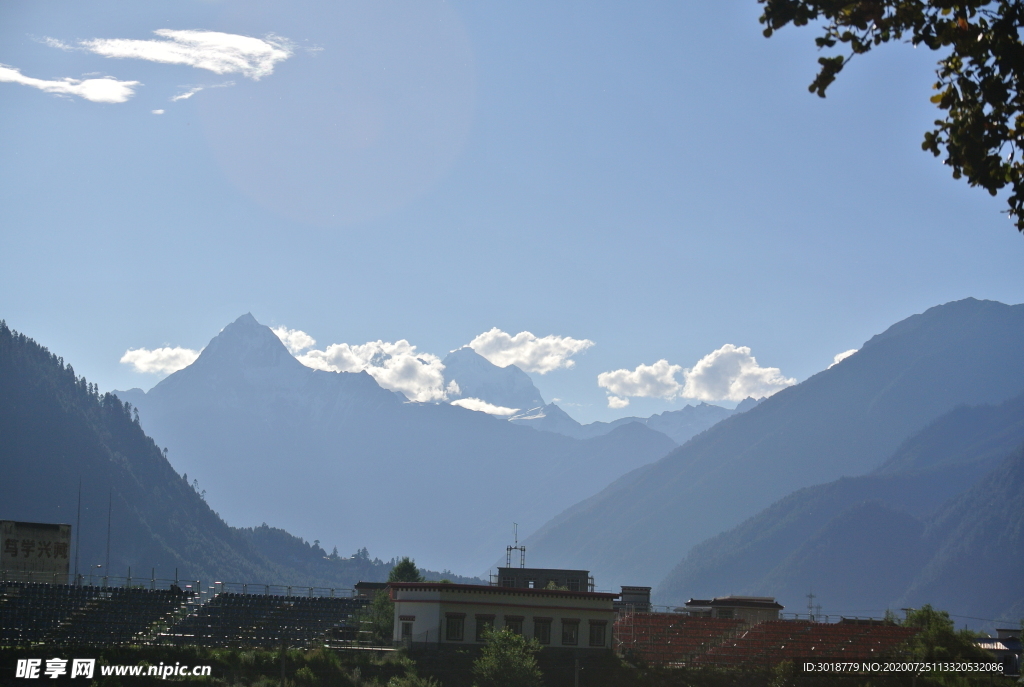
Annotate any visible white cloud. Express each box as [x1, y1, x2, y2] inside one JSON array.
[[0, 64, 139, 103], [79, 30, 292, 80], [597, 359, 683, 399], [297, 340, 446, 402], [171, 86, 202, 101], [598, 345, 797, 405], [681, 344, 796, 402], [41, 37, 73, 51], [450, 397, 519, 416], [828, 349, 858, 369], [468, 328, 594, 374], [152, 109, 164, 114], [271, 326, 316, 355], [120, 346, 200, 374], [170, 82, 233, 102]]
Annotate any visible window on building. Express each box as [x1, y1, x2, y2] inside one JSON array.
[[475, 615, 495, 641], [588, 622, 606, 647], [717, 608, 734, 619], [533, 618, 551, 645], [401, 622, 413, 641], [561, 620, 579, 646], [445, 616, 464, 641], [501, 577, 514, 587], [567, 579, 580, 592], [505, 617, 523, 635], [527, 580, 535, 589]]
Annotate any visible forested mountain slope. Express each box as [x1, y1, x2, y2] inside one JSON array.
[[655, 391, 1024, 610], [0, 321, 473, 587]]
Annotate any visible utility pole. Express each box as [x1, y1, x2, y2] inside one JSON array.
[[280, 637, 287, 687], [105, 490, 112, 574], [73, 478, 82, 584]]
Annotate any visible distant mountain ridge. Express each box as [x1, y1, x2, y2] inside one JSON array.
[[439, 347, 745, 446], [113, 314, 677, 575], [512, 398, 759, 444], [520, 298, 1024, 591]]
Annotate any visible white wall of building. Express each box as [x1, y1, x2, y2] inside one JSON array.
[[391, 583, 616, 649]]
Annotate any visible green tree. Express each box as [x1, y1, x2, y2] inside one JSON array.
[[355, 557, 423, 645], [472, 628, 543, 687], [388, 676, 441, 687], [358, 589, 396, 645], [759, 0, 1024, 233], [902, 605, 992, 662], [389, 557, 425, 583]]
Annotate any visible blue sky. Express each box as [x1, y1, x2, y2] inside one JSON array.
[[2, 1, 1022, 423]]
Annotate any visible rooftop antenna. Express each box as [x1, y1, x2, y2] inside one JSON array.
[[806, 590, 816, 621], [506, 523, 526, 568]]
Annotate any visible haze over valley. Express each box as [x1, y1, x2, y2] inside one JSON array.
[[3, 1, 1023, 638], [4, 297, 1023, 630]]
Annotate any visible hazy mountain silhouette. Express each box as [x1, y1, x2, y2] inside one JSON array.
[[733, 446, 1024, 629], [520, 298, 1024, 590], [115, 314, 676, 575], [0, 320, 475, 588], [654, 390, 1024, 624]]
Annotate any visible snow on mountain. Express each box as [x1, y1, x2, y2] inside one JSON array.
[[441, 346, 546, 414]]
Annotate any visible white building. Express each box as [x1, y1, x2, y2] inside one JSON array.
[[389, 582, 618, 650]]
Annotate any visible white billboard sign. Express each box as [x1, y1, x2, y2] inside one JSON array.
[[1, 520, 72, 576]]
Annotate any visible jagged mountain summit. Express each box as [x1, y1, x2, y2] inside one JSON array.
[[116, 313, 397, 416], [520, 298, 1024, 591], [442, 347, 546, 413], [114, 314, 677, 575]]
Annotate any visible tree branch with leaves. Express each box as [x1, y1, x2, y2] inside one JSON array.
[[760, 0, 1024, 232]]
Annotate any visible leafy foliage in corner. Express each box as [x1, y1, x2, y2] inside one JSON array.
[[759, 0, 1024, 232], [472, 628, 543, 687]]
